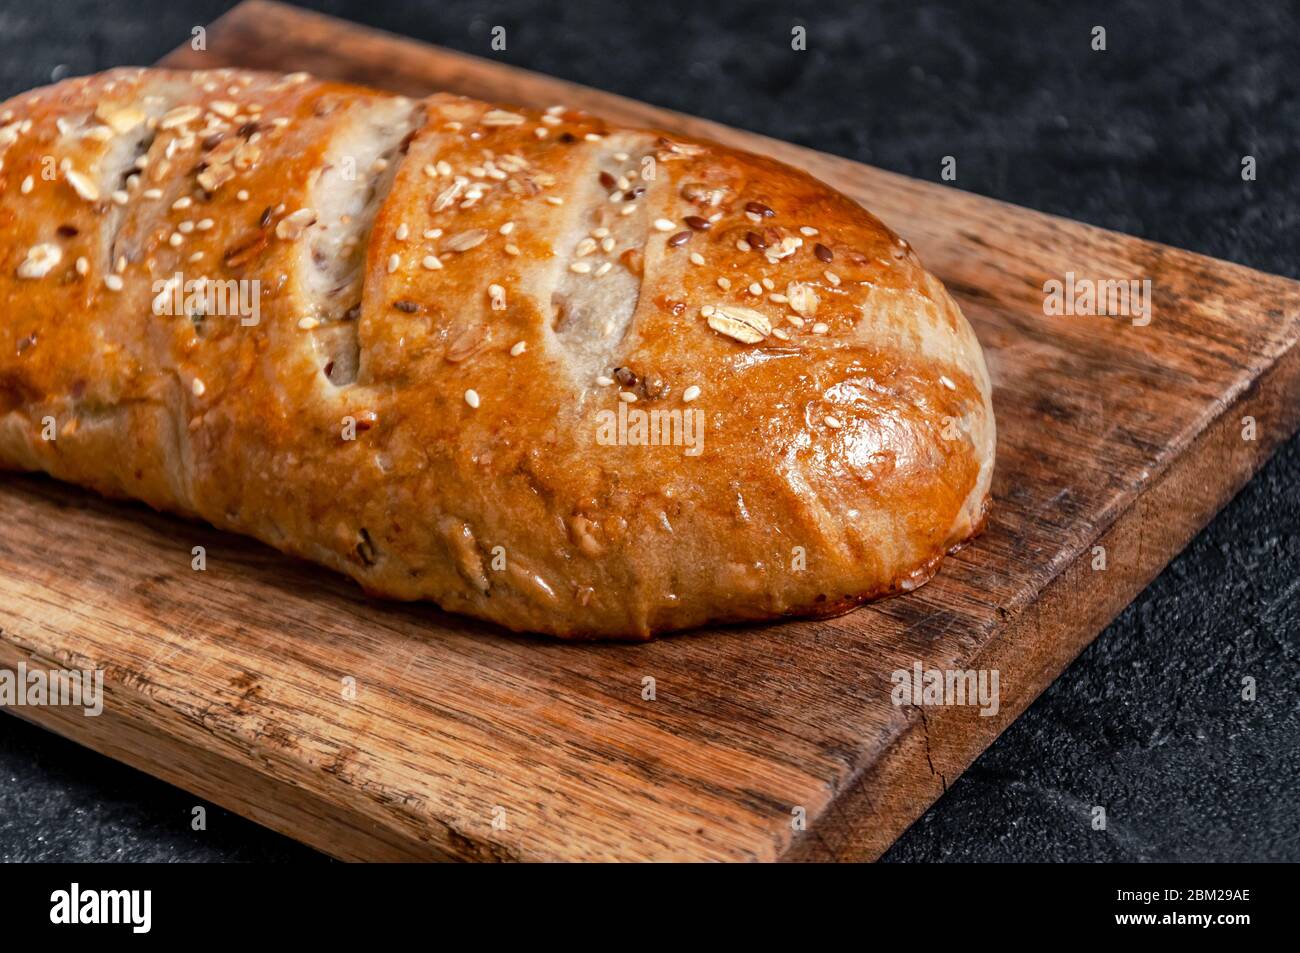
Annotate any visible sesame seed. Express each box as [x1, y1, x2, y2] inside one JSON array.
[[940, 375, 957, 391], [682, 385, 701, 403], [619, 391, 637, 403], [499, 221, 515, 235], [482, 109, 525, 126], [424, 228, 443, 239], [298, 317, 319, 330], [168, 233, 183, 247], [20, 175, 32, 194], [812, 322, 829, 334], [689, 252, 705, 266], [111, 190, 129, 205], [800, 226, 819, 236], [196, 218, 214, 231], [736, 239, 751, 252], [464, 389, 480, 409], [160, 105, 201, 129], [544, 196, 564, 205], [569, 261, 592, 274], [717, 277, 731, 291], [75, 256, 89, 275], [104, 274, 123, 291], [422, 255, 443, 270], [824, 270, 841, 286], [533, 127, 548, 138], [825, 415, 842, 429], [387, 254, 401, 273], [143, 188, 162, 199], [620, 204, 636, 216], [594, 262, 612, 277], [395, 223, 409, 241], [172, 196, 193, 210], [595, 375, 614, 386], [652, 218, 675, 232], [504, 243, 520, 256], [748, 283, 762, 295], [236, 189, 249, 201], [191, 378, 206, 396], [64, 167, 98, 204], [510, 340, 527, 357], [16, 243, 61, 279], [488, 283, 507, 310]]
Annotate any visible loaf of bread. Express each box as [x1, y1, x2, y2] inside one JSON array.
[[0, 68, 994, 639]]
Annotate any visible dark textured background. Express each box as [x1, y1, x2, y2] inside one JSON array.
[[0, 0, 1296, 862]]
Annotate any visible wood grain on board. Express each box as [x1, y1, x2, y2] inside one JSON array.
[[2, 0, 1298, 861]]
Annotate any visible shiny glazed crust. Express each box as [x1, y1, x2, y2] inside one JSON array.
[[0, 68, 995, 640]]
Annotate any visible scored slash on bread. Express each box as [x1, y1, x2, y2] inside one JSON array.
[[0, 67, 995, 640]]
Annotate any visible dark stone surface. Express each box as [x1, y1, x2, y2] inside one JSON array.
[[0, 0, 1296, 862]]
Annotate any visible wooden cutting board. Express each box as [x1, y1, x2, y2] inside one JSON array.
[[2, 0, 1298, 862]]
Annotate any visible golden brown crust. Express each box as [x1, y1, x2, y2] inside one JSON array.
[[0, 68, 995, 640]]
